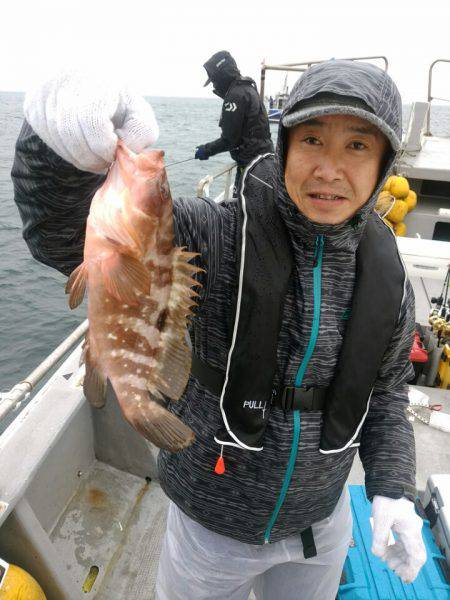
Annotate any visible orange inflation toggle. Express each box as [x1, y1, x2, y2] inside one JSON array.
[[214, 455, 225, 475], [214, 444, 226, 475]]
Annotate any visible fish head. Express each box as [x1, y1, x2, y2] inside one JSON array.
[[115, 142, 170, 220], [103, 141, 174, 257]]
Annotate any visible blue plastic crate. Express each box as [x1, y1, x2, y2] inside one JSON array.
[[338, 485, 450, 600]]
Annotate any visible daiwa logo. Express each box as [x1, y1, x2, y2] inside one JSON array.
[[216, 58, 226, 68], [243, 400, 267, 419], [224, 102, 237, 112]]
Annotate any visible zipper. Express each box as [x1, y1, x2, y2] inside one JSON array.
[[312, 237, 320, 267], [264, 234, 324, 543]]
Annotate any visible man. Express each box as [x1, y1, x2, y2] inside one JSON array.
[[12, 60, 426, 600], [195, 50, 273, 193]]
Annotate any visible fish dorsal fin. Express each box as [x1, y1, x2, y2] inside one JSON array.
[[122, 390, 195, 451], [151, 333, 192, 400], [65, 262, 88, 309], [148, 248, 202, 401], [101, 253, 151, 305]]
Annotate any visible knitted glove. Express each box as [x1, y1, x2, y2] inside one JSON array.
[[195, 144, 210, 160], [24, 69, 159, 173], [371, 495, 427, 583]]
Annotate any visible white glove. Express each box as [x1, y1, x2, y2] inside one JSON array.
[[371, 495, 426, 584], [24, 69, 159, 173]]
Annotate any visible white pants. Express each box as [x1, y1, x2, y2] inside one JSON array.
[[155, 487, 352, 600]]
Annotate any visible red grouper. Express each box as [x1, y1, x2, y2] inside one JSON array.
[[66, 141, 201, 452]]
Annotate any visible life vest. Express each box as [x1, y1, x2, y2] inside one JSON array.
[[192, 154, 407, 454]]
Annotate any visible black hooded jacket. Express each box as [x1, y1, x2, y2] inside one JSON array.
[[202, 51, 273, 166]]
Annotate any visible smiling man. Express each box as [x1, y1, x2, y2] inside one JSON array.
[[13, 59, 426, 600]]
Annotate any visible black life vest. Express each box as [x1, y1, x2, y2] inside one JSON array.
[[193, 154, 406, 454]]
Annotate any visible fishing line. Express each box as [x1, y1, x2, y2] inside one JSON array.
[[165, 157, 197, 168]]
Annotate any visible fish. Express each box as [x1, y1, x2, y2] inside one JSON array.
[[65, 141, 201, 452]]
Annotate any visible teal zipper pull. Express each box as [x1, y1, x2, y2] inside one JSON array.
[[313, 235, 324, 267]]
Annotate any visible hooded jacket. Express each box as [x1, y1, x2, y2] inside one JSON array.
[[202, 51, 273, 166], [12, 59, 416, 546]]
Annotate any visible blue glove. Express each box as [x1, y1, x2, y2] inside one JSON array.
[[195, 145, 210, 160]]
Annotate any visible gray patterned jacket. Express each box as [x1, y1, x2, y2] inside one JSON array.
[[12, 60, 416, 545]]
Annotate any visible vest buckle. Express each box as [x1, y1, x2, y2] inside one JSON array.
[[279, 386, 319, 411], [281, 386, 295, 411]]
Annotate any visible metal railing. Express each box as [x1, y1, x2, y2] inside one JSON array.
[[260, 56, 388, 99], [426, 59, 450, 135], [0, 319, 88, 422], [197, 162, 236, 201]]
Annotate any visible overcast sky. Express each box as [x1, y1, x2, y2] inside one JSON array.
[[3, 0, 450, 104]]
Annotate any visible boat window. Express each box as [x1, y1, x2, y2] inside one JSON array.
[[432, 222, 450, 242], [421, 180, 450, 198]]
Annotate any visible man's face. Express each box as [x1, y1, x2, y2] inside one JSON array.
[[284, 114, 388, 225]]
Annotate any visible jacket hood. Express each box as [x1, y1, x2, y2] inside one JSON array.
[[274, 59, 403, 250], [204, 51, 241, 96]]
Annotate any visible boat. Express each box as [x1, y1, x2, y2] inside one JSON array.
[[261, 56, 389, 125], [1, 57, 450, 599], [266, 75, 289, 123]]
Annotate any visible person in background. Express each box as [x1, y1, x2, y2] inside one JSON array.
[[195, 50, 273, 194], [12, 60, 427, 600]]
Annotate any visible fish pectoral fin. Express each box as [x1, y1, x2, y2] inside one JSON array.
[[83, 347, 107, 408], [65, 262, 88, 309], [101, 253, 150, 305]]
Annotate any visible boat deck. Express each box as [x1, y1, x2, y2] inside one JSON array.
[[49, 460, 167, 598], [0, 340, 448, 599], [399, 136, 450, 182], [43, 387, 450, 599]]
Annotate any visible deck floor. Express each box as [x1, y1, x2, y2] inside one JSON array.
[[49, 388, 449, 599], [49, 463, 258, 599], [50, 461, 169, 599]]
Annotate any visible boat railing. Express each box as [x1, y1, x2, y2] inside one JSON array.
[[259, 56, 388, 100], [427, 59, 450, 135], [197, 161, 236, 201], [0, 319, 88, 422]]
